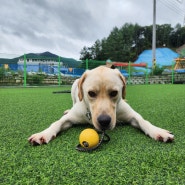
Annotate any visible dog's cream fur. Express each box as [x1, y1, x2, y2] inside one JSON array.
[[28, 66, 174, 145]]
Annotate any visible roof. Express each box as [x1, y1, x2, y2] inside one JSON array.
[[176, 44, 185, 54], [135, 48, 179, 67]]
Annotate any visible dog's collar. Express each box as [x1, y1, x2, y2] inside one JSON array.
[[86, 108, 92, 120]]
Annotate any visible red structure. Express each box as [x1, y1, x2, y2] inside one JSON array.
[[113, 62, 147, 67]]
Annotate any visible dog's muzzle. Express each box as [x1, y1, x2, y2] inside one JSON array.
[[97, 114, 111, 130]]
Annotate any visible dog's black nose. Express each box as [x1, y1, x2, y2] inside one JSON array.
[[97, 115, 111, 130]]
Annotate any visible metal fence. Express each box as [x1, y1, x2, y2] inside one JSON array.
[[0, 53, 185, 86]]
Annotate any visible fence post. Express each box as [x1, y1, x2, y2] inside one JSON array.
[[86, 59, 88, 70], [128, 61, 131, 85], [172, 60, 175, 84], [145, 64, 148, 84], [23, 54, 27, 87], [58, 56, 61, 86]]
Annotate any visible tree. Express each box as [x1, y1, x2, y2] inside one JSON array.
[[170, 23, 183, 47], [105, 26, 121, 61], [156, 24, 172, 47], [79, 23, 185, 62], [80, 46, 92, 60], [91, 40, 102, 60]]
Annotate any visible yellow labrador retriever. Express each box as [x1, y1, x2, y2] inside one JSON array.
[[28, 66, 174, 145]]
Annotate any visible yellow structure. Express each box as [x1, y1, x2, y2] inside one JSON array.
[[4, 64, 9, 69], [174, 58, 185, 70]]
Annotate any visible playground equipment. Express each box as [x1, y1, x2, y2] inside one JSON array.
[[174, 58, 185, 70], [106, 61, 148, 84], [109, 62, 147, 67]]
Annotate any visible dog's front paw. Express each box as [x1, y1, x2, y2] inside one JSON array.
[[28, 131, 56, 145], [151, 127, 174, 142]]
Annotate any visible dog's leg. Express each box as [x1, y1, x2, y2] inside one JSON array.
[[28, 115, 73, 145], [63, 79, 80, 115], [117, 100, 174, 142], [28, 103, 87, 145], [128, 115, 174, 142]]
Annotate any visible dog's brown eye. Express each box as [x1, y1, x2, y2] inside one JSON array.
[[109, 90, 118, 97], [88, 91, 97, 98]]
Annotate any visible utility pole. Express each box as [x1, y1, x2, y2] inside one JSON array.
[[152, 0, 156, 73]]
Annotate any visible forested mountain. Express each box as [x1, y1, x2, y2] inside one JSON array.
[[0, 52, 81, 67], [80, 23, 185, 62]]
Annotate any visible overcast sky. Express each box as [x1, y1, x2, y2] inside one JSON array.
[[0, 0, 185, 59]]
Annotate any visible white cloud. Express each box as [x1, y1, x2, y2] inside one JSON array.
[[0, 0, 184, 59]]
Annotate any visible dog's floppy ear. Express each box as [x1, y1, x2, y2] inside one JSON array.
[[115, 69, 126, 99], [78, 72, 87, 101], [119, 74, 126, 99]]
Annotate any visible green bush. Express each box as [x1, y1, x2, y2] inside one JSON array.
[[153, 64, 164, 75], [0, 67, 5, 80], [27, 74, 44, 85]]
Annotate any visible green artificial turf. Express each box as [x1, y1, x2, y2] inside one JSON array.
[[0, 85, 185, 184]]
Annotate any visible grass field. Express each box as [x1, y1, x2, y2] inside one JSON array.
[[1, 85, 185, 184]]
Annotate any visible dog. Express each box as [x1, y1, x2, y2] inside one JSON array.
[[28, 66, 174, 145]]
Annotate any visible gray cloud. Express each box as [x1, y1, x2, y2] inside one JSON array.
[[0, 0, 184, 59]]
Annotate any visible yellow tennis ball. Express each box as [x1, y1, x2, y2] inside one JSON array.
[[79, 129, 99, 149]]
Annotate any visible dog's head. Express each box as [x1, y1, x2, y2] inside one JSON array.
[[78, 66, 126, 131]]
